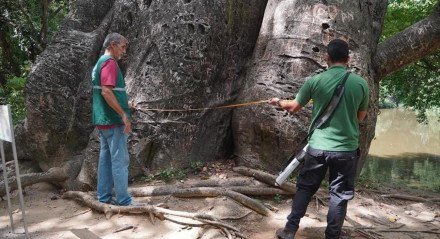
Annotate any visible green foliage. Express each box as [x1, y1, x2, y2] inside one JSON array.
[[357, 174, 381, 190], [189, 160, 204, 174], [381, 0, 436, 41], [380, 0, 440, 122], [0, 0, 68, 60], [413, 159, 440, 191], [380, 53, 440, 121], [0, 0, 68, 122], [321, 179, 329, 188], [4, 76, 26, 123], [155, 167, 187, 182], [273, 194, 283, 203], [0, 62, 29, 123]]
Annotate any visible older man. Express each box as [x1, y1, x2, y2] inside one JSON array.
[[91, 32, 134, 206]]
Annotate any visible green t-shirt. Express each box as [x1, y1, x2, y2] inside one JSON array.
[[295, 66, 369, 151]]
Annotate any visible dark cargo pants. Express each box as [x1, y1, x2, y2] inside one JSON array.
[[285, 147, 359, 239]]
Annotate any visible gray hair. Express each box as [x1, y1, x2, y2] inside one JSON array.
[[103, 32, 127, 49]]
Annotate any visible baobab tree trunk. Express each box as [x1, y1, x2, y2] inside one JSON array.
[[232, 0, 388, 174], [22, 0, 268, 188], [12, 0, 440, 192]]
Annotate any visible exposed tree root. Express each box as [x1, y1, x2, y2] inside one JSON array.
[[375, 229, 440, 235], [184, 177, 260, 187], [130, 187, 269, 216], [227, 186, 292, 196], [381, 194, 440, 203], [355, 228, 382, 239], [130, 185, 291, 197], [233, 166, 296, 193], [222, 227, 233, 239], [0, 167, 68, 197], [63, 191, 249, 239], [113, 225, 133, 233]]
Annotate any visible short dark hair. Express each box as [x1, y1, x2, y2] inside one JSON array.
[[327, 39, 349, 62]]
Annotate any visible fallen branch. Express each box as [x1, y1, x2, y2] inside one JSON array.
[[130, 187, 269, 216], [184, 177, 260, 188], [63, 191, 249, 239], [113, 225, 133, 233], [129, 185, 291, 197], [233, 166, 296, 193], [381, 194, 440, 203], [61, 208, 92, 220], [198, 218, 248, 239], [344, 216, 383, 239], [355, 228, 382, 239], [222, 228, 233, 239], [163, 215, 205, 227], [196, 226, 210, 239], [0, 167, 68, 197], [227, 186, 292, 196], [375, 229, 440, 235], [221, 211, 252, 220], [359, 189, 440, 203]]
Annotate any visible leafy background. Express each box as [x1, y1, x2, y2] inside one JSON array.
[[379, 0, 440, 122]]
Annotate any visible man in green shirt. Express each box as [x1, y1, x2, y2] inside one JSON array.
[[269, 39, 369, 239]]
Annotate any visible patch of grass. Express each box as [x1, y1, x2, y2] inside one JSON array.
[[321, 179, 329, 188], [274, 194, 283, 203], [188, 160, 204, 174], [356, 174, 381, 190], [154, 167, 186, 182], [133, 167, 187, 183]]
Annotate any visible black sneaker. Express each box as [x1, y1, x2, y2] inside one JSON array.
[[276, 228, 296, 239]]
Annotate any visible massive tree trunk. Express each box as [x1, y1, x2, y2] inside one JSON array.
[[232, 0, 386, 173], [24, 0, 114, 168], [13, 0, 440, 190], [22, 0, 267, 188]]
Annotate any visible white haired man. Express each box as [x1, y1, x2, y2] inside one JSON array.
[[91, 32, 134, 206]]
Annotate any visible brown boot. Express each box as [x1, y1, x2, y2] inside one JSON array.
[[276, 228, 296, 239]]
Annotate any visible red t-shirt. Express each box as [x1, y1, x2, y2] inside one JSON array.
[[97, 59, 120, 130]]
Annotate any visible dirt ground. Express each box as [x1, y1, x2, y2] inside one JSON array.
[[1, 169, 440, 239]]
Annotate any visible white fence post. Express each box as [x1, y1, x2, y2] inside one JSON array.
[[0, 105, 29, 238]]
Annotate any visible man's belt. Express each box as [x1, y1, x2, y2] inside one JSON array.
[[92, 86, 126, 91]]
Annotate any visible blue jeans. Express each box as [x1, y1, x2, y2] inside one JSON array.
[[97, 125, 132, 205], [285, 147, 359, 239]]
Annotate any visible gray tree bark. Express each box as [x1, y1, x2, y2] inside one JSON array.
[[232, 0, 387, 174], [11, 0, 440, 190], [22, 0, 267, 189]]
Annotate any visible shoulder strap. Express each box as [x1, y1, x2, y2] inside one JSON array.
[[307, 71, 350, 137], [281, 72, 351, 168]]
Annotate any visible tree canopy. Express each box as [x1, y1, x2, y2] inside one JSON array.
[[0, 0, 68, 122], [379, 0, 440, 121]]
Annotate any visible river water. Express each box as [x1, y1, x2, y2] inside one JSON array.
[[361, 109, 440, 192]]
